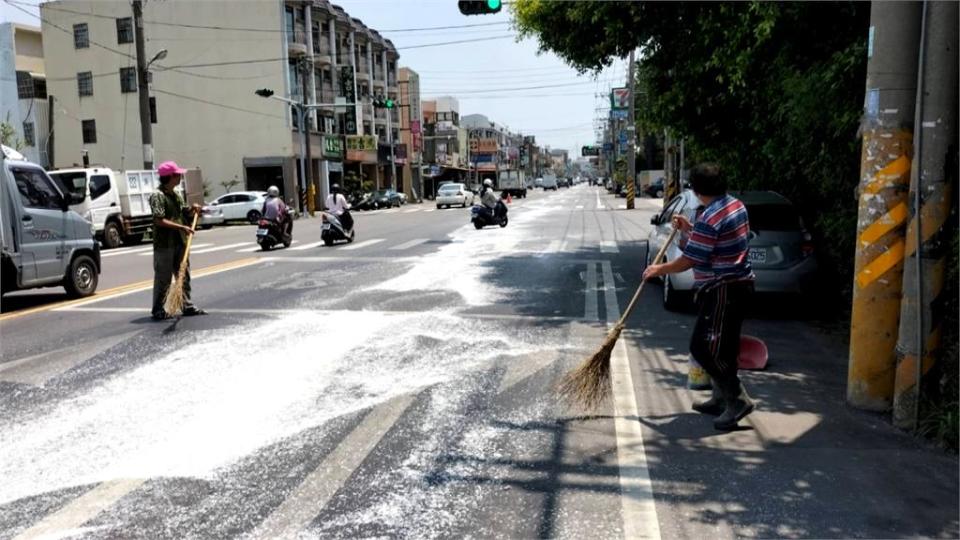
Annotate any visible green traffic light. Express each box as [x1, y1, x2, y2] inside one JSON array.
[[487, 0, 501, 9], [385, 99, 394, 109]]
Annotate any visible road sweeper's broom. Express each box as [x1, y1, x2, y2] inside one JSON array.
[[163, 211, 200, 317], [558, 227, 680, 409]]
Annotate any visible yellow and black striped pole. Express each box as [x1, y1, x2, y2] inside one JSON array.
[[892, 0, 958, 430], [848, 2, 922, 411]]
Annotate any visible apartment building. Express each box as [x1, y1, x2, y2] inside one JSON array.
[[39, 0, 399, 207], [420, 96, 469, 196], [462, 113, 523, 183], [0, 23, 49, 167]]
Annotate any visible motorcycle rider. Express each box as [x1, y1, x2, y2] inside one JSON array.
[[262, 186, 291, 236], [480, 178, 499, 221], [325, 183, 353, 232]]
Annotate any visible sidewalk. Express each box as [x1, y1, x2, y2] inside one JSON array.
[[608, 198, 959, 538]]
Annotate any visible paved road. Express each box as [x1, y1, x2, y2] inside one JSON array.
[[1, 185, 956, 539]]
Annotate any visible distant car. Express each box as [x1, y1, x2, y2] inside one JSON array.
[[647, 189, 818, 310], [534, 178, 543, 188], [371, 189, 403, 208], [398, 192, 408, 204], [200, 191, 267, 228], [644, 177, 666, 198], [436, 182, 475, 209], [558, 178, 571, 188]]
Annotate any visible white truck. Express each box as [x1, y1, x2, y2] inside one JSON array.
[[541, 173, 558, 191], [1, 145, 100, 298], [48, 167, 160, 249], [497, 170, 527, 198]]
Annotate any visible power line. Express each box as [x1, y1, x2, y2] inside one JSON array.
[[151, 88, 283, 119], [396, 34, 514, 50], [422, 80, 596, 94]]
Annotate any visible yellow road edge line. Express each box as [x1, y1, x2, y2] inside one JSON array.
[[0, 258, 260, 322]]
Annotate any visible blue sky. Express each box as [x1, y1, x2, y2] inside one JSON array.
[[1, 0, 627, 154]]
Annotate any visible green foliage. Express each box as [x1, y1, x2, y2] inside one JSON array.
[[515, 0, 869, 300], [219, 176, 241, 194], [1, 115, 24, 150]]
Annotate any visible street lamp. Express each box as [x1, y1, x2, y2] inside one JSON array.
[[147, 49, 168, 68]]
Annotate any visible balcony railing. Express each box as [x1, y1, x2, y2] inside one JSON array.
[[288, 27, 306, 45]]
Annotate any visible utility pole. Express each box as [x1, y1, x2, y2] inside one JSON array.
[[626, 48, 636, 209], [847, 2, 922, 411], [300, 57, 315, 215], [132, 0, 153, 169], [893, 0, 958, 429], [46, 94, 54, 167]]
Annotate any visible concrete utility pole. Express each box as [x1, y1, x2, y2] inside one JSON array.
[[132, 0, 153, 169], [300, 57, 315, 215], [893, 0, 959, 429], [626, 48, 636, 209], [847, 2, 923, 411]]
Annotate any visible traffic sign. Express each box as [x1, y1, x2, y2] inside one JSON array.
[[610, 109, 628, 120]]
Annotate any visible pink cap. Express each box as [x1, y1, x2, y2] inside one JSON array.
[[157, 160, 187, 177]]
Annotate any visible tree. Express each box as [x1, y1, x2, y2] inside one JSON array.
[[219, 175, 240, 193], [0, 113, 24, 150], [514, 1, 869, 299]]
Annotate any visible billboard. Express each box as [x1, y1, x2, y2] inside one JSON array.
[[610, 87, 630, 110], [470, 138, 498, 153]]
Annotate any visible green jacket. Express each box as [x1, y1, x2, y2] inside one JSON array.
[[150, 188, 188, 248]]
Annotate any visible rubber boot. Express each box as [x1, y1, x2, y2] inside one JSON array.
[[692, 379, 725, 416], [714, 383, 755, 431]]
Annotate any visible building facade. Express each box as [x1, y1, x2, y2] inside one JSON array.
[[421, 96, 469, 196], [398, 67, 422, 201], [0, 23, 49, 167], [39, 0, 399, 207]]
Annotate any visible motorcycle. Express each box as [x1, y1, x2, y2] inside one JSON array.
[[321, 211, 355, 246], [471, 200, 508, 229], [256, 208, 294, 250]]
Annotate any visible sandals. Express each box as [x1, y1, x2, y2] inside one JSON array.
[[182, 307, 208, 316]]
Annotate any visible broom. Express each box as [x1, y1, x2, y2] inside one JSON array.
[[558, 226, 680, 409], [163, 211, 200, 317]]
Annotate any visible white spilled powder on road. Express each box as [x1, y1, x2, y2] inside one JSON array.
[[0, 310, 562, 507], [367, 204, 555, 306]]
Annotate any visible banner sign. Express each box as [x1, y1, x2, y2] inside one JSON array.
[[611, 87, 630, 110], [346, 135, 377, 152]]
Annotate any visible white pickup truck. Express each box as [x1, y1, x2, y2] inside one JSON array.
[[48, 167, 160, 249]]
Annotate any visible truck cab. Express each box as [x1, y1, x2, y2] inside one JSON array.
[[1, 145, 100, 298], [48, 167, 158, 249]]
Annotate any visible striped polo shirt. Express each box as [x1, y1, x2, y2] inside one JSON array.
[[681, 194, 755, 287]]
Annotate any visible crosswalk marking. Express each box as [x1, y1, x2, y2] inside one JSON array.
[[236, 240, 301, 252], [137, 243, 212, 256], [600, 240, 619, 253], [191, 242, 250, 255], [389, 238, 429, 251], [13, 479, 147, 540], [250, 394, 417, 539], [584, 262, 599, 321], [100, 246, 154, 258], [290, 241, 326, 251], [576, 205, 584, 209], [340, 238, 385, 251]]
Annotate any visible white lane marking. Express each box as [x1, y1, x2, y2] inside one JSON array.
[[604, 271, 662, 540], [13, 479, 147, 540], [389, 238, 429, 251], [236, 240, 300, 253], [498, 350, 559, 393], [339, 238, 385, 251], [584, 262, 599, 321], [575, 205, 584, 210], [0, 331, 140, 387], [137, 243, 211, 256], [100, 246, 154, 258], [289, 241, 327, 251], [424, 208, 437, 212], [250, 394, 417, 539], [402, 208, 421, 214], [601, 261, 621, 321], [191, 242, 250, 255], [537, 240, 563, 257], [601, 240, 619, 253]]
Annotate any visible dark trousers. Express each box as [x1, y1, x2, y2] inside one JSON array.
[[152, 245, 193, 316], [339, 210, 353, 232], [689, 280, 753, 397]]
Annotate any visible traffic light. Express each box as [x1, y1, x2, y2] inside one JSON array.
[[372, 95, 396, 109], [254, 88, 275, 98], [458, 0, 501, 15]]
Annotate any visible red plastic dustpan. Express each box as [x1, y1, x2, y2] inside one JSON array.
[[739, 335, 768, 370]]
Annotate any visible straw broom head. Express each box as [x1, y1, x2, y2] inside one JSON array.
[[558, 322, 624, 408], [162, 272, 185, 316]]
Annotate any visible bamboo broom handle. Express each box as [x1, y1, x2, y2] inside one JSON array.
[[614, 226, 680, 329], [176, 211, 200, 278]]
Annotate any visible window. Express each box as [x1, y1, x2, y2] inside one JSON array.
[[116, 17, 133, 44], [81, 119, 97, 144], [89, 175, 111, 200], [77, 71, 93, 97], [149, 96, 157, 124], [32, 77, 47, 99], [22, 122, 35, 146], [120, 67, 137, 93], [13, 167, 63, 210], [73, 23, 89, 49], [16, 71, 33, 98]]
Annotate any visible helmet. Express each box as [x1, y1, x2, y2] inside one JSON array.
[[267, 185, 280, 197], [331, 183, 341, 194], [483, 179, 493, 187]]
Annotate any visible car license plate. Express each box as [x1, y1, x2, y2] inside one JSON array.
[[322, 224, 331, 230], [748, 248, 767, 264], [256, 228, 268, 236]]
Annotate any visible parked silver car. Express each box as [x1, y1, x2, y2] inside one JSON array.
[[648, 189, 818, 310]]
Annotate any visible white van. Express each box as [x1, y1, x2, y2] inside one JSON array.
[[1, 146, 100, 298]]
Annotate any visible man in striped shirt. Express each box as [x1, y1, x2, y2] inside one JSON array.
[[643, 163, 756, 430]]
